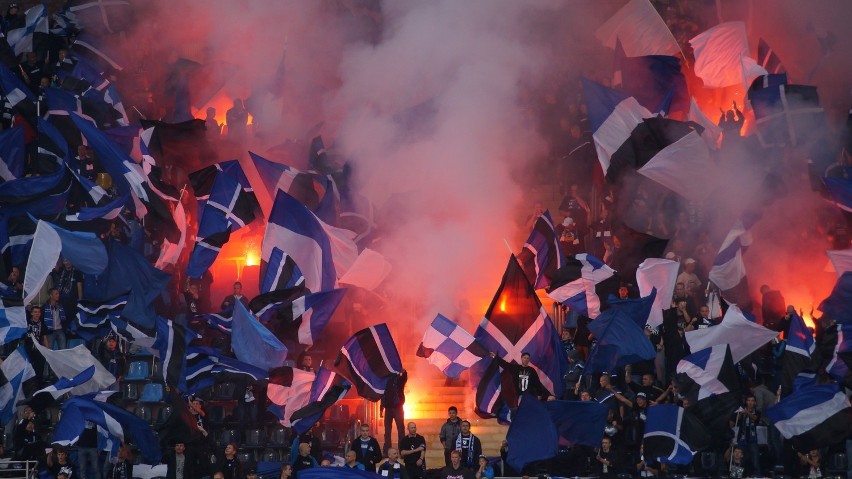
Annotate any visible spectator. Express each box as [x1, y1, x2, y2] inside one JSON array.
[[24, 306, 46, 381], [44, 288, 68, 350], [98, 334, 126, 381], [731, 395, 761, 475], [723, 445, 751, 478], [438, 451, 474, 479], [107, 445, 134, 479], [3, 266, 22, 296], [298, 426, 322, 464], [225, 99, 248, 141], [279, 464, 292, 478], [220, 281, 249, 316], [166, 441, 196, 479], [183, 281, 202, 318], [399, 422, 426, 479], [474, 455, 494, 479], [453, 421, 482, 471], [219, 443, 242, 479], [343, 450, 364, 470], [439, 406, 463, 467], [78, 421, 101, 479], [297, 352, 314, 373], [53, 258, 83, 319], [381, 369, 407, 454], [291, 443, 316, 477], [353, 425, 381, 472], [593, 437, 620, 478], [205, 107, 221, 141], [377, 448, 409, 479], [46, 447, 78, 479], [488, 351, 555, 403]]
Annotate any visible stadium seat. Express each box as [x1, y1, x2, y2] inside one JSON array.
[[218, 429, 238, 448], [124, 361, 149, 381], [66, 338, 86, 349], [139, 383, 164, 403], [214, 382, 236, 401], [244, 429, 263, 447], [268, 427, 288, 446], [134, 406, 152, 423], [157, 405, 173, 426], [122, 382, 139, 401], [236, 452, 252, 465], [206, 405, 225, 427], [262, 449, 280, 462]]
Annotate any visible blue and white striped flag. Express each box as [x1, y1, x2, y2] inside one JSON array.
[[6, 4, 47, 56], [334, 323, 402, 401], [417, 314, 487, 378], [0, 345, 35, 424], [766, 381, 851, 451], [546, 253, 615, 319], [290, 366, 351, 434], [517, 210, 564, 290], [0, 300, 27, 346]]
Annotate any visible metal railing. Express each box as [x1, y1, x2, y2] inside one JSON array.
[[0, 460, 38, 479]]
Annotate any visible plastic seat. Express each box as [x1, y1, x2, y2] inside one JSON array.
[[122, 382, 139, 400], [124, 361, 149, 381], [268, 427, 288, 446], [134, 406, 152, 423], [157, 405, 173, 426], [262, 449, 279, 462], [206, 405, 225, 427], [139, 383, 164, 403], [236, 452, 252, 465], [214, 382, 236, 401], [218, 429, 238, 448], [244, 428, 263, 447]]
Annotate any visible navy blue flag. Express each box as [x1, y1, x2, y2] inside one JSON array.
[[248, 151, 327, 210], [824, 176, 852, 214], [0, 300, 27, 346], [546, 253, 616, 319], [255, 289, 346, 347], [675, 345, 740, 435], [59, 54, 128, 126], [644, 404, 709, 464], [757, 38, 786, 74], [153, 317, 193, 387], [766, 381, 851, 451], [586, 308, 656, 373], [53, 394, 161, 462], [825, 323, 851, 386], [473, 255, 566, 418], [781, 311, 816, 394], [230, 301, 288, 372], [290, 366, 352, 434], [184, 347, 267, 394], [614, 38, 688, 115], [0, 126, 24, 181], [749, 83, 824, 147], [0, 63, 35, 107], [260, 246, 306, 293], [84, 241, 170, 331], [818, 271, 852, 324], [334, 323, 402, 401], [606, 288, 657, 327], [517, 210, 564, 290], [74, 294, 127, 337], [543, 399, 609, 447], [506, 394, 558, 472], [2, 215, 36, 268], [299, 468, 382, 479], [71, 32, 125, 72]]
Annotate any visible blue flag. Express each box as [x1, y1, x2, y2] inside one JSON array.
[[230, 301, 288, 372], [290, 366, 352, 435], [766, 381, 851, 451], [546, 253, 616, 319], [824, 176, 852, 213], [544, 399, 610, 448], [185, 347, 268, 394], [614, 38, 688, 115], [586, 308, 656, 373], [0, 301, 27, 346], [506, 395, 558, 472], [517, 210, 564, 290], [644, 404, 709, 464], [606, 288, 657, 327], [334, 323, 402, 401], [0, 126, 24, 181], [256, 288, 346, 346], [0, 63, 35, 107], [260, 247, 305, 293], [818, 271, 852, 324]]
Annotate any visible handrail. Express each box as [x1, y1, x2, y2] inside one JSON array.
[[0, 460, 39, 479]]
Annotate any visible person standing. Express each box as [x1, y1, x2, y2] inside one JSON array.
[[220, 281, 249, 317], [382, 369, 407, 454], [399, 422, 426, 479], [166, 442, 196, 479], [44, 288, 68, 350], [439, 406, 463, 467], [225, 99, 248, 141], [454, 421, 482, 471], [353, 424, 382, 472], [488, 351, 555, 404]]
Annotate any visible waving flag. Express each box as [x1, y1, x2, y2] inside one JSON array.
[[231, 301, 288, 372], [708, 219, 753, 295], [186, 160, 259, 278], [637, 258, 679, 328], [749, 83, 824, 148], [335, 323, 402, 401], [595, 0, 680, 57], [687, 98, 722, 150], [6, 4, 47, 55], [818, 271, 852, 324], [71, 32, 124, 71], [260, 247, 305, 293], [636, 128, 717, 201], [506, 395, 559, 472], [257, 289, 346, 346], [546, 253, 616, 319], [689, 22, 766, 89], [0, 345, 35, 424], [825, 324, 851, 386], [262, 190, 337, 293], [35, 343, 116, 394], [686, 306, 778, 363], [53, 394, 161, 462], [675, 344, 740, 434], [75, 294, 127, 335], [613, 40, 688, 115], [544, 399, 609, 447], [826, 250, 852, 277], [766, 381, 851, 451], [583, 77, 651, 175], [417, 314, 488, 378], [0, 300, 26, 346], [153, 317, 193, 387], [517, 210, 564, 290], [249, 151, 328, 209], [586, 308, 656, 373], [25, 366, 95, 413], [0, 126, 24, 181], [267, 366, 316, 427], [781, 312, 816, 393], [184, 347, 268, 393], [290, 367, 352, 434], [473, 255, 565, 417], [644, 404, 709, 464], [0, 63, 35, 108], [68, 0, 132, 34], [757, 38, 786, 74], [607, 289, 657, 327]]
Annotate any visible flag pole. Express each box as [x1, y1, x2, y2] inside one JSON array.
[[502, 238, 513, 255]]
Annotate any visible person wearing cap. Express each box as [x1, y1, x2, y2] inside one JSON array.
[[244, 468, 257, 479], [377, 448, 409, 479], [3, 3, 24, 33], [98, 334, 126, 381], [474, 455, 494, 479]]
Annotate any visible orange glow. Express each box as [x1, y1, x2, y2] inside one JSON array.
[[191, 94, 254, 125], [244, 239, 260, 267], [801, 311, 816, 330], [499, 296, 507, 312]]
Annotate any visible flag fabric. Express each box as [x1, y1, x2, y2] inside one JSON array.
[[689, 22, 765, 89], [248, 286, 310, 323], [249, 151, 327, 210], [757, 38, 786, 74], [708, 219, 753, 293], [0, 126, 24, 181], [825, 176, 852, 214], [71, 32, 124, 72], [185, 160, 259, 278], [0, 300, 26, 345], [84, 241, 170, 331], [637, 258, 680, 328], [643, 404, 710, 464], [595, 0, 680, 57], [337, 248, 392, 291], [2, 214, 37, 268], [586, 308, 656, 373], [262, 190, 337, 293], [0, 345, 35, 424], [517, 210, 564, 290], [184, 347, 268, 394], [825, 324, 851, 385], [109, 316, 155, 349], [153, 317, 191, 387], [75, 294, 127, 334], [53, 394, 162, 462], [416, 314, 488, 378], [543, 399, 610, 448], [687, 98, 722, 150], [826, 249, 852, 277], [613, 40, 688, 115], [68, 0, 132, 34], [818, 271, 852, 324], [290, 366, 352, 434], [334, 323, 402, 401], [636, 129, 718, 201], [0, 63, 35, 108], [23, 220, 108, 305], [546, 253, 616, 319], [25, 366, 95, 413], [780, 312, 816, 393], [267, 366, 316, 427], [230, 301, 288, 372], [298, 469, 383, 479], [472, 255, 566, 417], [506, 395, 559, 472], [64, 192, 128, 222], [258, 289, 346, 347], [6, 4, 47, 56], [582, 77, 651, 175], [193, 313, 233, 335], [60, 54, 129, 126], [749, 83, 824, 148], [685, 306, 778, 363], [259, 247, 305, 293], [35, 343, 116, 394], [606, 289, 656, 328], [675, 344, 740, 435], [766, 381, 852, 451]]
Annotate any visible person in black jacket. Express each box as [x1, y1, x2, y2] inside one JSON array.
[[382, 369, 407, 454], [353, 424, 382, 472], [107, 445, 134, 479], [488, 351, 555, 405], [218, 443, 242, 479], [166, 442, 196, 479]]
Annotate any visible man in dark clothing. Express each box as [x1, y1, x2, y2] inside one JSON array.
[[399, 422, 426, 479], [353, 424, 382, 472], [439, 450, 474, 479], [291, 443, 317, 477], [489, 351, 555, 405], [25, 306, 46, 380], [377, 449, 410, 479], [298, 427, 323, 464], [453, 421, 482, 471], [166, 442, 197, 479], [382, 369, 407, 454], [219, 281, 249, 317], [439, 407, 463, 467]]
